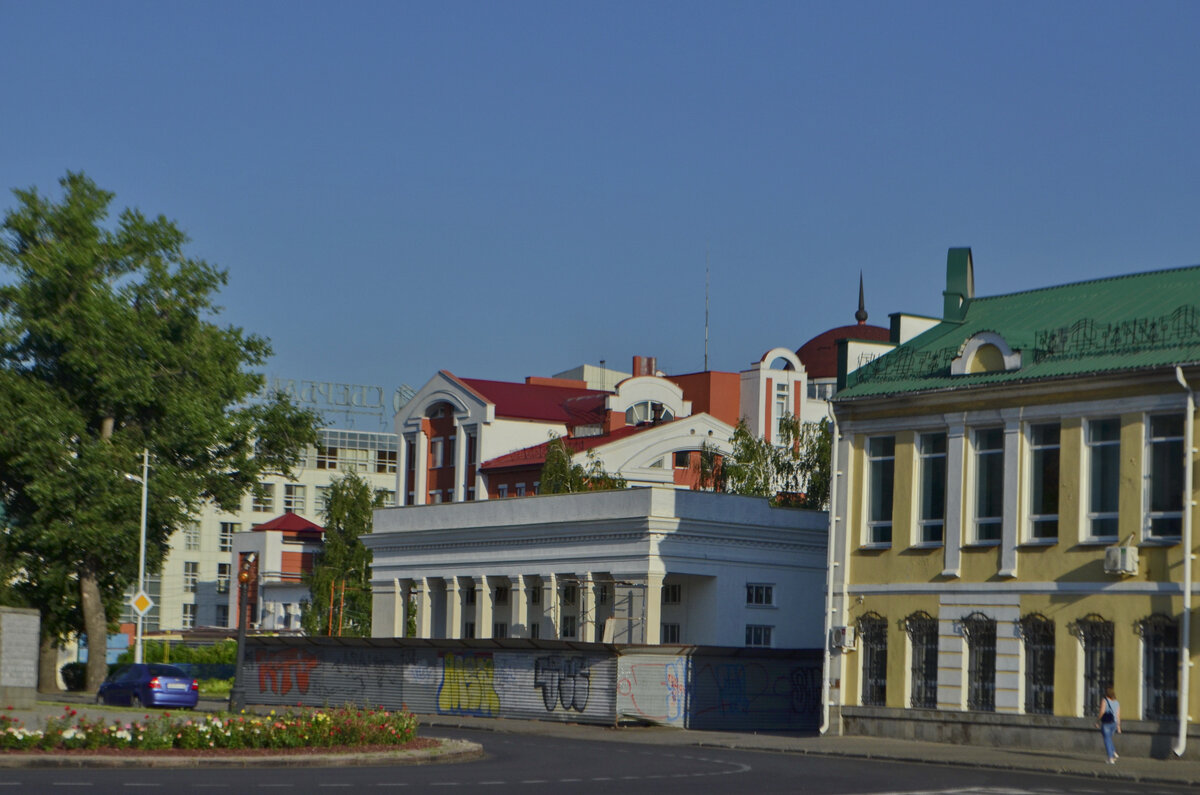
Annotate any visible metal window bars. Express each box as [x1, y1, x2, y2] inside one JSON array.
[[1019, 614, 1055, 715], [857, 612, 888, 707], [904, 612, 938, 709], [962, 612, 996, 712], [1069, 614, 1114, 716], [1137, 613, 1179, 721]]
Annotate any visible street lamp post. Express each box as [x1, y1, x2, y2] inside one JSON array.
[[230, 552, 257, 713], [125, 449, 150, 664]]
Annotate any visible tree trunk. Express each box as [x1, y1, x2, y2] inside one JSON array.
[[38, 632, 61, 693], [80, 567, 109, 692]]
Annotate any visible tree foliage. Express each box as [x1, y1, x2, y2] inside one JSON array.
[[301, 471, 379, 637], [699, 415, 831, 509], [538, 434, 627, 494], [0, 173, 319, 690]]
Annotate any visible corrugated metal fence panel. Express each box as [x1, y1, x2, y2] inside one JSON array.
[[686, 650, 822, 731], [616, 649, 689, 727], [242, 638, 617, 725]]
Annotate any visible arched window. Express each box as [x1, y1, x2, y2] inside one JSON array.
[[1069, 614, 1114, 715], [961, 612, 996, 712], [1019, 614, 1055, 715], [904, 611, 937, 709], [857, 612, 888, 707]]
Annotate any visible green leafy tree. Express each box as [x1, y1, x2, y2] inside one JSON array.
[[700, 415, 831, 509], [538, 434, 627, 494], [0, 173, 319, 691], [301, 471, 380, 637]]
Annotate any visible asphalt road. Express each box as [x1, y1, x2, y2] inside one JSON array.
[[3, 727, 1197, 795]]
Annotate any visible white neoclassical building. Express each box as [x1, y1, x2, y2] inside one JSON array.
[[364, 486, 829, 648]]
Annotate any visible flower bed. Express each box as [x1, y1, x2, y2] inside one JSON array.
[[1, 706, 420, 752]]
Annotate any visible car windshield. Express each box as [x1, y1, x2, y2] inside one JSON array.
[[147, 664, 187, 678]]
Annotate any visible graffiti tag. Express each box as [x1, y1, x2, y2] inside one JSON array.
[[256, 648, 320, 697], [534, 655, 590, 712], [437, 653, 501, 717]]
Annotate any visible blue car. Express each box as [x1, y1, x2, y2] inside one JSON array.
[[96, 663, 199, 709]]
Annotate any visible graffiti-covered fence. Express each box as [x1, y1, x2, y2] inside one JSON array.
[[242, 637, 820, 731]]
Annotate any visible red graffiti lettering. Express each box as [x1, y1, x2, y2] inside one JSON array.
[[256, 649, 320, 696]]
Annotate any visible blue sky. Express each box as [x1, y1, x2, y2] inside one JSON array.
[[3, 1, 1198, 403]]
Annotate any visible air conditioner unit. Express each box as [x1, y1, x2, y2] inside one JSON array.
[[831, 625, 856, 650], [1103, 544, 1138, 576]]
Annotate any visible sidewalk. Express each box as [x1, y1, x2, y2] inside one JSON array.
[[6, 695, 1200, 785]]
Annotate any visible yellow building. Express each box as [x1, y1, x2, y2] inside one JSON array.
[[825, 249, 1199, 758]]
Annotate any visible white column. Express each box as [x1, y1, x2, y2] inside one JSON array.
[[472, 426, 487, 501], [545, 573, 559, 639], [396, 434, 408, 505], [414, 428, 429, 505], [415, 578, 432, 639], [999, 411, 1022, 578], [580, 573, 596, 643], [643, 573, 664, 644], [511, 575, 528, 638], [476, 576, 493, 638], [445, 576, 461, 639], [942, 415, 967, 578], [396, 578, 412, 638], [453, 419, 468, 502]]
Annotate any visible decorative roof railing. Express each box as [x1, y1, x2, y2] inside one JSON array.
[[849, 304, 1200, 385]]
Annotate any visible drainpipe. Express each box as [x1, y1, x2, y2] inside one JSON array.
[[820, 403, 841, 735], [1174, 366, 1194, 758]]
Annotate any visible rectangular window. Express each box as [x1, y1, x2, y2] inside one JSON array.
[[1029, 424, 1060, 540], [1087, 418, 1121, 539], [316, 445, 337, 469], [662, 584, 682, 605], [252, 483, 275, 512], [316, 486, 331, 514], [745, 624, 773, 647], [662, 623, 681, 643], [215, 604, 229, 628], [463, 622, 476, 639], [562, 584, 578, 606], [430, 490, 443, 504], [530, 586, 541, 605], [561, 615, 576, 638], [494, 586, 509, 605], [1141, 615, 1179, 720], [515, 483, 526, 497], [493, 622, 508, 639], [446, 436, 455, 469], [598, 584, 609, 605], [918, 433, 947, 545], [375, 449, 397, 474], [217, 563, 231, 594], [431, 438, 444, 469], [184, 523, 200, 551], [338, 447, 370, 473], [746, 584, 774, 606], [219, 522, 238, 552], [376, 489, 397, 507], [867, 436, 895, 545], [465, 587, 477, 606], [1147, 414, 1184, 538], [183, 561, 199, 593], [775, 383, 790, 437], [497, 484, 508, 498], [181, 603, 196, 629], [1021, 614, 1055, 715], [964, 614, 997, 712], [974, 428, 1004, 542], [859, 615, 887, 706], [283, 484, 306, 513], [673, 450, 690, 468], [530, 623, 541, 639], [906, 612, 938, 709]]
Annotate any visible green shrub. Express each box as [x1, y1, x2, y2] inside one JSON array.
[[198, 678, 233, 699], [59, 662, 87, 691]]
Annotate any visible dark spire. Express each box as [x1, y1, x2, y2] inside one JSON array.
[[855, 271, 868, 325]]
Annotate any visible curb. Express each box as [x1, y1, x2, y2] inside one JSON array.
[[0, 737, 484, 769]]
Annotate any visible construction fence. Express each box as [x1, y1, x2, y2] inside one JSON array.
[[242, 636, 821, 732]]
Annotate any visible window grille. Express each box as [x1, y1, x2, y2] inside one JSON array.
[[1069, 614, 1114, 715], [962, 612, 996, 712], [1019, 614, 1055, 714], [905, 611, 938, 709], [857, 612, 888, 706], [1138, 614, 1179, 720]]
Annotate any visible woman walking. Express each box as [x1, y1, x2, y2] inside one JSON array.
[[1096, 686, 1121, 763]]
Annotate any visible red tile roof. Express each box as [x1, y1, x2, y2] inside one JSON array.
[[796, 323, 890, 379], [480, 425, 651, 470], [458, 376, 611, 423], [253, 513, 325, 536]]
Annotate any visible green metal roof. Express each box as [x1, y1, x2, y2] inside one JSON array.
[[838, 263, 1200, 399]]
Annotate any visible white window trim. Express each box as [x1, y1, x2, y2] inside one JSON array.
[[1021, 422, 1061, 546], [1082, 416, 1121, 544], [863, 435, 895, 549], [968, 427, 1004, 546], [1143, 412, 1184, 543], [915, 431, 947, 548]]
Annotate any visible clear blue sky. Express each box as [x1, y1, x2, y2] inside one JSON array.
[[3, 1, 1198, 399]]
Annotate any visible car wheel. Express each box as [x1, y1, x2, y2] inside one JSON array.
[[131, 693, 143, 708]]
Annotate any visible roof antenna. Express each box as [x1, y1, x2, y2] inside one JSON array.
[[855, 271, 868, 325], [704, 244, 710, 371]]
